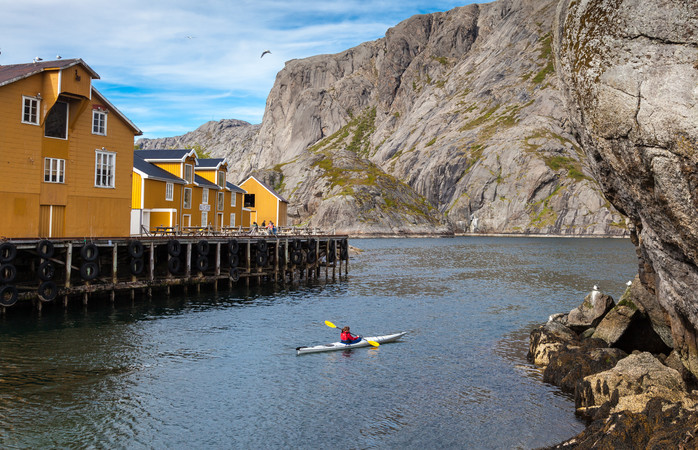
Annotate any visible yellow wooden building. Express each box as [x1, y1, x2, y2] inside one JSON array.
[[132, 150, 245, 234], [239, 175, 288, 227], [0, 58, 142, 238]]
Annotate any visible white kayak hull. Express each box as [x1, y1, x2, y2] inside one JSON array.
[[296, 332, 407, 355]]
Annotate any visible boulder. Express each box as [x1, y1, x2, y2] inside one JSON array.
[[592, 303, 671, 354], [528, 320, 578, 367], [567, 290, 615, 332], [575, 352, 689, 419], [543, 341, 626, 393]]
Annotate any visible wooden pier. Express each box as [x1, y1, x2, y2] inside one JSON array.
[[0, 235, 349, 313]]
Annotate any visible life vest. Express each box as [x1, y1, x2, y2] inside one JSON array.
[[341, 331, 358, 343]]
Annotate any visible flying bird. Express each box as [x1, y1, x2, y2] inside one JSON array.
[[260, 50, 271, 58]]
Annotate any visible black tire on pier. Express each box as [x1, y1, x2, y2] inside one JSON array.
[[257, 240, 268, 253], [0, 242, 17, 263], [167, 240, 182, 257], [130, 258, 145, 276], [80, 262, 99, 281], [0, 263, 17, 284], [291, 251, 303, 265], [36, 240, 54, 259], [168, 256, 181, 274], [38, 261, 55, 281], [229, 253, 239, 268], [197, 256, 209, 272], [306, 249, 317, 264], [255, 252, 268, 267], [230, 268, 240, 282], [197, 240, 210, 256], [38, 281, 58, 302], [0, 285, 18, 307], [128, 240, 144, 258], [81, 243, 99, 262], [228, 239, 239, 254]]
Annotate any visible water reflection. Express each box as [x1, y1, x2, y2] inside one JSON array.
[[0, 237, 637, 449]]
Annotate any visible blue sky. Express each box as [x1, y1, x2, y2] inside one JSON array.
[[1, 0, 478, 139]]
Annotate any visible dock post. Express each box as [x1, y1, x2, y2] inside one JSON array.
[[246, 240, 251, 289], [214, 242, 221, 292], [112, 243, 118, 285]]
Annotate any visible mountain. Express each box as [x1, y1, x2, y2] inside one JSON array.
[[138, 0, 627, 236]]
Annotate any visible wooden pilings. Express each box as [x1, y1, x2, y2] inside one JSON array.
[[0, 235, 349, 312]]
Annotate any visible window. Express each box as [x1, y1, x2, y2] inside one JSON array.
[[44, 158, 65, 183], [201, 211, 208, 227], [230, 213, 236, 227], [183, 188, 192, 209], [44, 101, 68, 139], [165, 182, 174, 201], [22, 96, 40, 125], [94, 150, 115, 188], [217, 192, 224, 210], [230, 192, 236, 207], [218, 171, 225, 187], [202, 188, 209, 204], [244, 194, 255, 208], [92, 110, 107, 135], [184, 164, 193, 183]]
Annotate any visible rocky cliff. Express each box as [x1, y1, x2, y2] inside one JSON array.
[[139, 0, 628, 236], [554, 0, 698, 376]]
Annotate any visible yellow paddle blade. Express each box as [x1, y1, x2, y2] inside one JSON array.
[[325, 320, 338, 329], [367, 340, 380, 347]]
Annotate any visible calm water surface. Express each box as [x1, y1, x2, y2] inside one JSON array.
[[0, 237, 637, 449]]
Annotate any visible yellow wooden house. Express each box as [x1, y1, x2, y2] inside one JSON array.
[[239, 175, 288, 227], [132, 150, 246, 233], [0, 58, 142, 238]]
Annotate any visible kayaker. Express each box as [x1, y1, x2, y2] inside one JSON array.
[[340, 326, 362, 344]]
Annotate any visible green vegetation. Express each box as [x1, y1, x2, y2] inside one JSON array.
[[532, 33, 555, 84], [425, 137, 437, 147], [185, 143, 211, 159], [529, 186, 562, 228]]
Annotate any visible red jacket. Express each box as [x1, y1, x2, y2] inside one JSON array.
[[341, 331, 358, 342]]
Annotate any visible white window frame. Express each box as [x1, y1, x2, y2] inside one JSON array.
[[92, 110, 107, 135], [230, 213, 236, 227], [183, 188, 192, 209], [217, 191, 224, 211], [230, 192, 236, 207], [201, 210, 208, 227], [94, 150, 116, 188], [165, 182, 174, 201], [22, 96, 40, 125], [218, 171, 225, 187], [202, 187, 209, 204], [44, 157, 65, 183], [184, 164, 193, 183]]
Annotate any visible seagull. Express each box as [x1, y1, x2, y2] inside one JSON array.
[[56, 55, 62, 59], [591, 285, 600, 302], [185, 35, 196, 39], [33, 57, 43, 63], [626, 280, 632, 286], [260, 50, 271, 58]]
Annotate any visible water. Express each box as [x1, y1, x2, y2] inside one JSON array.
[[0, 237, 638, 449]]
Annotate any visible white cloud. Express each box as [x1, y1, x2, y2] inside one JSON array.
[[1, 0, 475, 138]]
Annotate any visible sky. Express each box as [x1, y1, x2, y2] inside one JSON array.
[[1, 0, 477, 139]]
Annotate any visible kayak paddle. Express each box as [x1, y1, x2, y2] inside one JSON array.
[[324, 320, 380, 347]]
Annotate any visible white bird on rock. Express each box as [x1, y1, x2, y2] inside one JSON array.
[[260, 50, 271, 58], [591, 285, 600, 302], [626, 280, 632, 287]]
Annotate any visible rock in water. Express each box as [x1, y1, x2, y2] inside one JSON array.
[[555, 0, 698, 377], [567, 291, 615, 332]]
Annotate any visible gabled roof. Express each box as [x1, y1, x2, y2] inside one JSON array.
[[241, 175, 288, 203], [135, 149, 198, 164], [92, 88, 142, 136], [194, 174, 220, 190], [133, 154, 186, 184], [0, 58, 100, 87], [226, 181, 246, 194], [197, 158, 226, 170]]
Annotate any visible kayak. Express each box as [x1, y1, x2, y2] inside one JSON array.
[[296, 332, 407, 355]]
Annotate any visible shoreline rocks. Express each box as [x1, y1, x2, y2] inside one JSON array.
[[529, 286, 698, 448]]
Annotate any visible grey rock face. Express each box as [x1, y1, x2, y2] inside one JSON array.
[[555, 0, 698, 375], [140, 0, 627, 236]]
